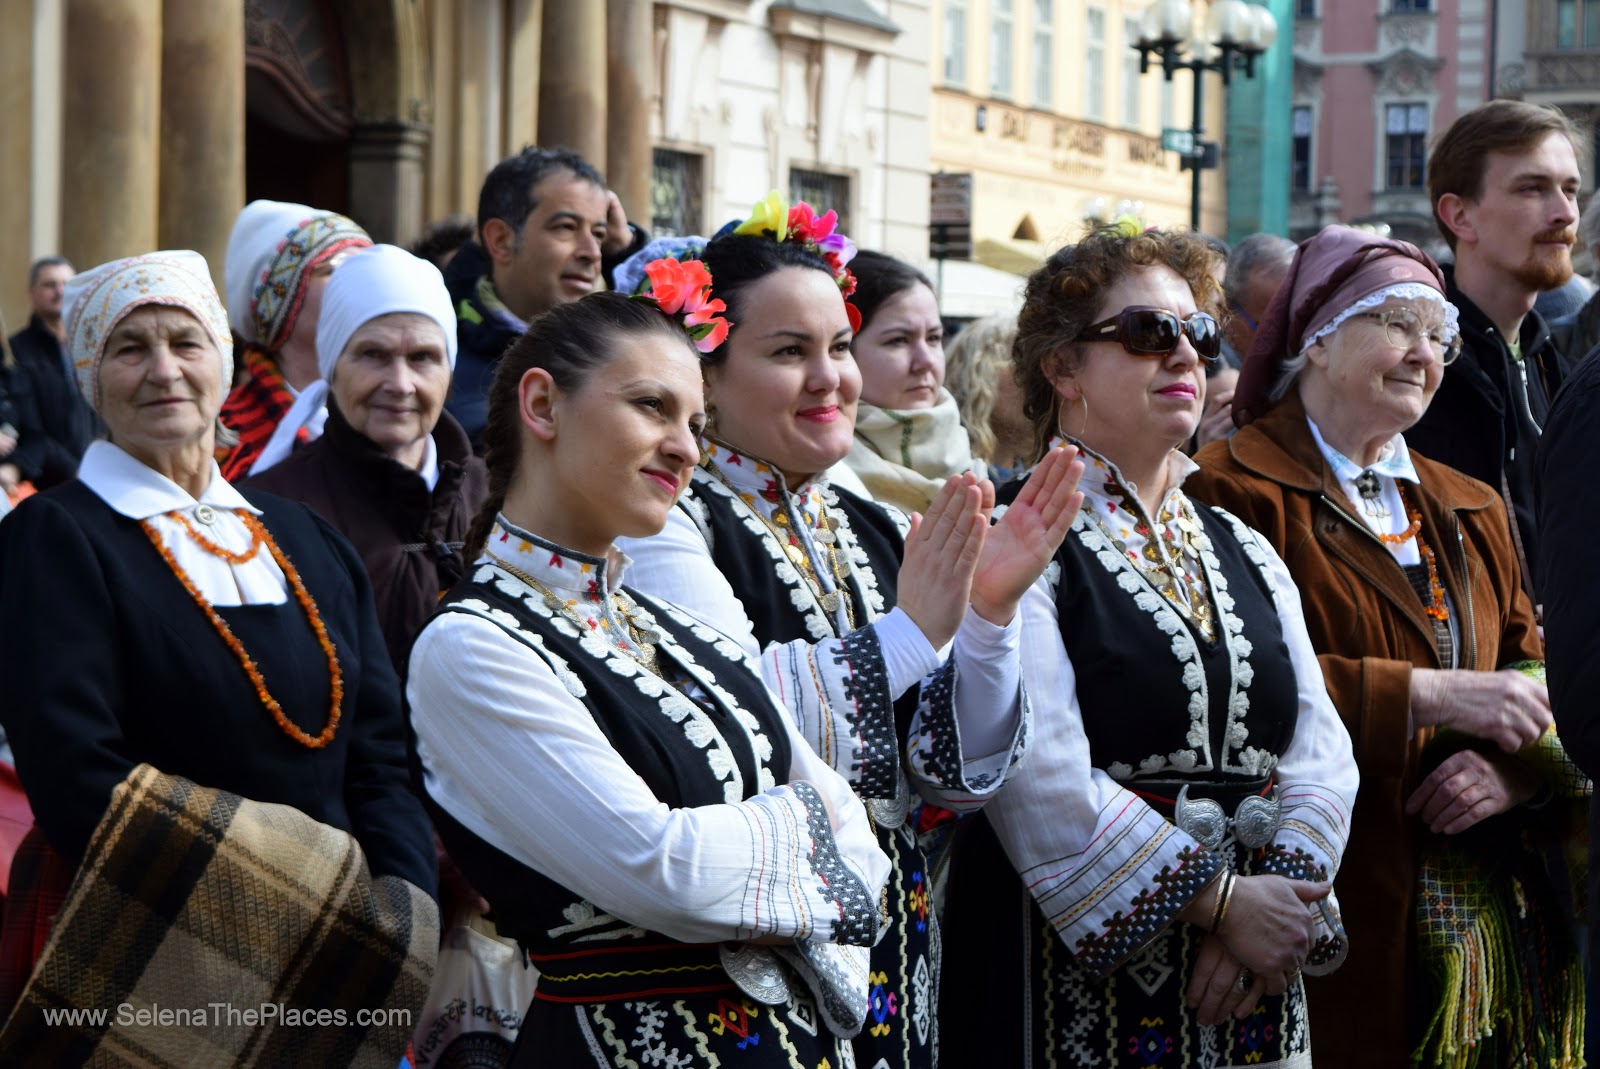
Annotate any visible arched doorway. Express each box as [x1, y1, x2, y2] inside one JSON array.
[[243, 0, 354, 212]]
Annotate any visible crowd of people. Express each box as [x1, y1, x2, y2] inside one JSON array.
[[0, 96, 1594, 1069]]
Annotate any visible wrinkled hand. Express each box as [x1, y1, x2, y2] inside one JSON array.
[[1411, 668, 1552, 752], [600, 190, 632, 256], [896, 474, 986, 651], [1214, 876, 1324, 993], [1186, 932, 1264, 1026], [1194, 388, 1235, 449], [1404, 748, 1540, 834], [969, 445, 1085, 626]]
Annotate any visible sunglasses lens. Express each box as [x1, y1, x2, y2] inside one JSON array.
[[1126, 310, 1180, 354], [1188, 314, 1221, 361]]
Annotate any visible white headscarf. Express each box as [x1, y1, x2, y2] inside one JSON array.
[[63, 250, 233, 412], [223, 199, 371, 350], [250, 245, 457, 474]]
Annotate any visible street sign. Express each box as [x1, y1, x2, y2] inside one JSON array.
[[1178, 141, 1220, 171], [1161, 128, 1195, 155], [930, 172, 973, 227], [929, 222, 972, 262]]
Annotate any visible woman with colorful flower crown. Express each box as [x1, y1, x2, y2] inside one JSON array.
[[936, 224, 1358, 1068], [406, 288, 904, 1068], [614, 194, 1088, 1069]]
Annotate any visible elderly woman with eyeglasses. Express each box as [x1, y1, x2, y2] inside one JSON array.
[[1188, 225, 1584, 1069], [939, 225, 1357, 1068]]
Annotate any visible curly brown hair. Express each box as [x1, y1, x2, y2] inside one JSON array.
[[1014, 225, 1224, 463]]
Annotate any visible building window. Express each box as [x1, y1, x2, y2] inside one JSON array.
[[1032, 0, 1053, 108], [1555, 0, 1600, 48], [1297, 0, 1316, 15], [790, 169, 852, 236], [944, 0, 967, 84], [991, 0, 1014, 98], [1085, 7, 1106, 122], [1385, 103, 1428, 189], [1122, 16, 1142, 128], [1391, 0, 1429, 10], [651, 148, 703, 238], [1292, 106, 1313, 192]]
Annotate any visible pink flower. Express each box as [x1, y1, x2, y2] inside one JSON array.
[[643, 257, 713, 315]]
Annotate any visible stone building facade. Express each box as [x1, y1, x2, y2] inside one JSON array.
[[0, 0, 931, 327]]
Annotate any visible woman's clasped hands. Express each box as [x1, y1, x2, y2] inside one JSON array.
[[1183, 873, 1330, 1026]]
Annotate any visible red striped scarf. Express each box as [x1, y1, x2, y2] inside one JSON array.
[[217, 344, 306, 480]]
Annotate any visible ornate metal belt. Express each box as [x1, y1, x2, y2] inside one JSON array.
[[1174, 784, 1281, 851]]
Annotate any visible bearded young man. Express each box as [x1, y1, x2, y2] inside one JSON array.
[[1411, 100, 1581, 600]]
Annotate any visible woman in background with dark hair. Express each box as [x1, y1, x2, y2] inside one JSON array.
[[619, 195, 1085, 1069], [407, 286, 895, 1067], [840, 249, 981, 514]]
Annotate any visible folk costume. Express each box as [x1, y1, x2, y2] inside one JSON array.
[[407, 519, 892, 1069], [618, 438, 1032, 1069], [0, 251, 438, 1054], [940, 442, 1357, 1069], [219, 200, 372, 479]]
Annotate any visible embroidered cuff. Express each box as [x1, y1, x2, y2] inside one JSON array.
[[792, 781, 880, 947]]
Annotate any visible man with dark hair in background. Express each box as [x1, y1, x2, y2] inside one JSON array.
[[7, 257, 96, 488], [444, 146, 647, 448], [1413, 99, 1581, 599]]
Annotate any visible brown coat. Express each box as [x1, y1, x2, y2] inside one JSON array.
[[1188, 393, 1542, 1069]]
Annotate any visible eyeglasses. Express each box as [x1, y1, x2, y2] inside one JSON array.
[[1358, 308, 1462, 365], [1228, 298, 1258, 333], [1075, 306, 1223, 364]]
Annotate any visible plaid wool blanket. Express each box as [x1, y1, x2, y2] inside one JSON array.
[[0, 764, 439, 1067]]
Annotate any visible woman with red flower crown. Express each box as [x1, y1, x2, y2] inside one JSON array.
[[615, 195, 1088, 1069]]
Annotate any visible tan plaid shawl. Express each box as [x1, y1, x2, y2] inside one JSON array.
[[0, 764, 439, 1067]]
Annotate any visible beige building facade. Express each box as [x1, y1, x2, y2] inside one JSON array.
[[928, 0, 1229, 281], [0, 0, 932, 328]]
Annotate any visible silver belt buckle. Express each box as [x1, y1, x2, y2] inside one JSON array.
[[1175, 784, 1280, 851], [719, 943, 792, 1005]]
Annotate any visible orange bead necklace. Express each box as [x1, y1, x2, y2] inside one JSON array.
[[1395, 488, 1449, 623], [141, 512, 345, 749]]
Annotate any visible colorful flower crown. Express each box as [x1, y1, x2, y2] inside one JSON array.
[[732, 192, 861, 330], [631, 256, 731, 353]]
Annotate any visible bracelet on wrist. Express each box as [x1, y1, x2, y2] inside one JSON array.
[[1210, 871, 1237, 934]]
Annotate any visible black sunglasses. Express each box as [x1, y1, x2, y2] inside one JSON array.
[[1075, 306, 1222, 364]]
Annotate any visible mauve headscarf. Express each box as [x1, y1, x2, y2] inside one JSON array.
[[1232, 225, 1447, 427]]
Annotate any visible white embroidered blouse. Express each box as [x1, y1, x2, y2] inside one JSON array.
[[407, 519, 891, 946], [616, 441, 1029, 812], [986, 445, 1358, 975]]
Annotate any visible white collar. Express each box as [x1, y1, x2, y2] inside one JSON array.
[[77, 440, 262, 521], [1304, 418, 1419, 486], [418, 433, 440, 492]]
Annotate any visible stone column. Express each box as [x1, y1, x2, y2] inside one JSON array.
[[350, 121, 431, 245], [159, 0, 244, 291], [538, 1, 606, 170], [607, 0, 653, 220], [0, 3, 34, 332], [62, 0, 162, 270]]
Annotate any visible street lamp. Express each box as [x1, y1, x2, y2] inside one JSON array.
[[1134, 0, 1277, 232]]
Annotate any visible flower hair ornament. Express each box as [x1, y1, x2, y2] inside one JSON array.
[[730, 192, 862, 331], [631, 255, 732, 354]]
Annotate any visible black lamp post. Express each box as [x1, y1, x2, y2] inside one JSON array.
[[1134, 0, 1277, 232]]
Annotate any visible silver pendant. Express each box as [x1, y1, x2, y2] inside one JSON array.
[[1174, 786, 1228, 852], [1232, 788, 1281, 849], [719, 943, 792, 1005], [193, 503, 217, 525]]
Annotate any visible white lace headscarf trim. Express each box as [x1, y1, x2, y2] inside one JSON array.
[[1299, 282, 1460, 357]]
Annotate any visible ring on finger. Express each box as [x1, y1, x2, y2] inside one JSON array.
[[1236, 968, 1252, 994]]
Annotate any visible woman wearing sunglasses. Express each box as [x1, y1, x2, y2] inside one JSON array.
[[939, 225, 1358, 1068], [1188, 225, 1583, 1069]]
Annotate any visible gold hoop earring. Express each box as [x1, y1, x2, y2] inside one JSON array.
[[1056, 392, 1089, 442]]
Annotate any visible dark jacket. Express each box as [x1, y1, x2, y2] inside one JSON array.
[[7, 316, 97, 488], [0, 481, 438, 897], [1404, 266, 1561, 599], [1190, 393, 1543, 1069], [1550, 287, 1600, 374], [443, 227, 650, 451], [244, 404, 488, 671]]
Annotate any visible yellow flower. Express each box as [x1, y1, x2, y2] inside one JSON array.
[[734, 190, 790, 241]]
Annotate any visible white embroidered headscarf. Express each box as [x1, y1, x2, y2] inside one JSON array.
[[250, 245, 458, 473], [223, 199, 372, 350], [63, 250, 233, 412]]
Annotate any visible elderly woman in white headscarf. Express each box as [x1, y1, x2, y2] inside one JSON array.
[[0, 251, 437, 1064], [219, 199, 372, 479], [246, 244, 486, 669]]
